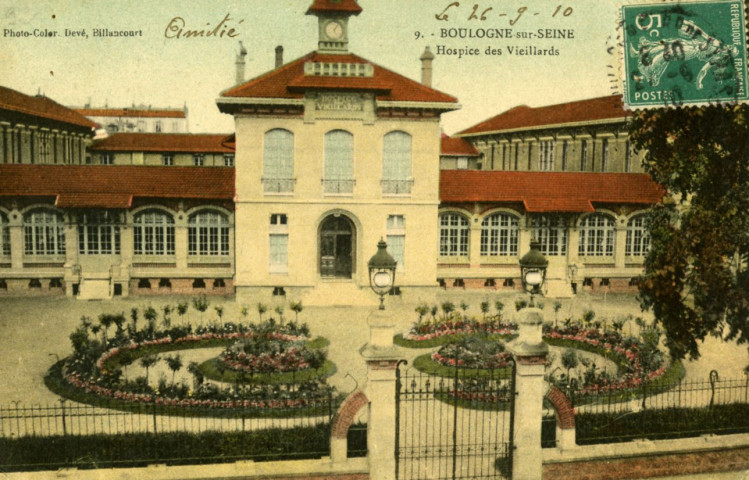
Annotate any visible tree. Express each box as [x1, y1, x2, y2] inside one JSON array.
[[630, 105, 749, 361], [139, 354, 159, 384], [290, 301, 304, 322], [165, 354, 183, 385]]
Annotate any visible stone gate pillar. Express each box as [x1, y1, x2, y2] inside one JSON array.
[[510, 307, 549, 480], [360, 309, 402, 480]]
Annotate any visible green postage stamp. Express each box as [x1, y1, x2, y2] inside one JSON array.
[[622, 0, 749, 108]]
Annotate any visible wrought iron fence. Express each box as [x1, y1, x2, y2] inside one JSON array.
[[322, 178, 355, 194], [0, 394, 347, 471], [262, 177, 296, 193], [568, 371, 749, 444]]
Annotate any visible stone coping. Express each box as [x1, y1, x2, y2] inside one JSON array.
[[1, 457, 368, 480], [544, 433, 749, 463]]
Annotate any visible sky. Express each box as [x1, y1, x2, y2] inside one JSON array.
[[0, 0, 618, 135]]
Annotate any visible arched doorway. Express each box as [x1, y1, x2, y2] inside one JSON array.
[[319, 214, 355, 278]]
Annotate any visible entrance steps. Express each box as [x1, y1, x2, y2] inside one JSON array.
[[77, 274, 112, 300], [303, 280, 379, 307]]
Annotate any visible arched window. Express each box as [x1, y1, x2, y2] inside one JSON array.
[[188, 211, 230, 257], [439, 213, 469, 257], [324, 130, 354, 194], [531, 215, 567, 256], [382, 131, 412, 194], [263, 129, 294, 193], [578, 214, 615, 257], [23, 209, 65, 256], [134, 210, 175, 256], [481, 213, 519, 256], [78, 211, 120, 255], [0, 212, 10, 257], [626, 214, 650, 257]]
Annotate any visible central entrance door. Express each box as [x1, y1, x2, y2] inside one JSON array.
[[319, 215, 354, 278]]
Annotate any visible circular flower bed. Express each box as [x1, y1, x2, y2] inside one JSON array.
[[218, 335, 325, 375], [399, 311, 679, 398], [49, 313, 337, 415], [431, 336, 511, 369]]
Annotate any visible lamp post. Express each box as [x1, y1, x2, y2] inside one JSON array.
[[519, 240, 548, 307], [367, 238, 397, 310]]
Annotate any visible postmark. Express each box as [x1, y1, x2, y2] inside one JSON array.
[[621, 0, 749, 108]]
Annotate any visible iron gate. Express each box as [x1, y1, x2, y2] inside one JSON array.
[[395, 359, 516, 480]]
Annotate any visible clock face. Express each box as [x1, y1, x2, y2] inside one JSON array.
[[324, 20, 344, 40]]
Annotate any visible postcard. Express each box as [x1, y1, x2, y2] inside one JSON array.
[[0, 0, 747, 478]]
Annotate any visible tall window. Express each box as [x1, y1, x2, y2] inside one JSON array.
[[580, 140, 588, 171], [625, 141, 633, 173], [626, 214, 650, 256], [263, 129, 294, 193], [78, 211, 120, 255], [100, 153, 114, 165], [24, 209, 65, 256], [155, 120, 163, 133], [561, 141, 568, 171], [531, 215, 567, 256], [480, 213, 519, 256], [439, 213, 469, 257], [513, 143, 519, 170], [269, 214, 288, 273], [501, 143, 507, 170], [386, 215, 405, 272], [162, 154, 174, 166], [38, 132, 51, 164], [324, 130, 354, 194], [133, 210, 175, 256], [382, 131, 412, 194], [188, 211, 230, 257], [538, 140, 555, 171], [0, 212, 10, 257], [193, 154, 204, 166], [223, 154, 235, 167], [601, 139, 610, 172], [578, 214, 615, 257]]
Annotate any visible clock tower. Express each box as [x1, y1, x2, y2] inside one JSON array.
[[306, 0, 362, 53]]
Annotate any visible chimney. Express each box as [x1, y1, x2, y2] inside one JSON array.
[[236, 41, 248, 84], [420, 47, 435, 88], [275, 45, 284, 69]]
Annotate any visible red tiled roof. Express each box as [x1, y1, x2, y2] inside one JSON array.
[[440, 170, 663, 212], [89, 133, 235, 153], [76, 108, 186, 119], [459, 95, 630, 136], [306, 0, 362, 15], [441, 134, 479, 157], [0, 86, 97, 130], [0, 165, 234, 208], [220, 52, 457, 104]]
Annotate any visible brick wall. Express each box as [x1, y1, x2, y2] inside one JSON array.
[[544, 447, 749, 480]]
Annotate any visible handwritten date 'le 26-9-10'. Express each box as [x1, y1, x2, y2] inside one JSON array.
[[413, 2, 574, 39]]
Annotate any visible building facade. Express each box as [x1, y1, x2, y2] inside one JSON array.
[[89, 133, 235, 167], [216, 0, 459, 304], [75, 106, 189, 136], [459, 96, 644, 174], [437, 96, 660, 296], [0, 86, 95, 165], [0, 164, 235, 299]]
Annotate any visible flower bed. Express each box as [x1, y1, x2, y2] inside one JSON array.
[[400, 314, 679, 397], [430, 336, 511, 370], [55, 315, 337, 415]]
